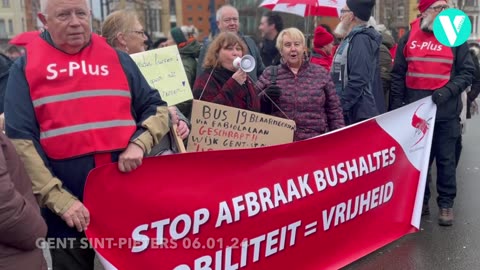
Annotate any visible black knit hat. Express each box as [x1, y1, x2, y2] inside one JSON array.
[[346, 0, 375, 21]]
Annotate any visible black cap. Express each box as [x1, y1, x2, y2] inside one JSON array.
[[347, 0, 375, 21]]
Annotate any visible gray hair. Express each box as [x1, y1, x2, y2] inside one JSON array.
[[367, 16, 392, 35], [180, 25, 199, 39], [276, 27, 305, 52], [354, 16, 368, 25], [367, 16, 378, 29], [216, 5, 237, 21], [40, 0, 90, 14]]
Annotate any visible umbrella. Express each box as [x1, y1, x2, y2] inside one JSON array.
[[259, 0, 345, 47], [259, 0, 346, 18], [9, 31, 41, 46]]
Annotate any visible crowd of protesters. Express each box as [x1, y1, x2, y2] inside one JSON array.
[[0, 0, 479, 269]]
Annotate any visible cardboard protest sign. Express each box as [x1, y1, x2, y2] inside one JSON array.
[[130, 46, 193, 105], [84, 97, 436, 270], [187, 100, 296, 152]]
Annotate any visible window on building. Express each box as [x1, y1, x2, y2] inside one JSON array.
[[464, 0, 475, 6], [188, 17, 193, 24], [187, 5, 192, 11], [2, 0, 10, 8], [397, 6, 405, 19], [169, 0, 176, 14], [392, 6, 405, 24], [469, 16, 475, 34], [0, 19, 6, 38], [384, 7, 392, 23], [198, 5, 203, 11], [8, 19, 13, 35], [198, 17, 203, 22], [145, 8, 161, 34], [475, 16, 479, 34]]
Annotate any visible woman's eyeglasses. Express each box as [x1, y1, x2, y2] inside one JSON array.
[[130, 30, 146, 36]]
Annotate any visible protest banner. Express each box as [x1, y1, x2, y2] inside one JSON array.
[[187, 100, 295, 152], [130, 46, 193, 105], [84, 97, 436, 270]]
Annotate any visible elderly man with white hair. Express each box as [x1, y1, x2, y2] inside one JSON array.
[[390, 0, 475, 226], [4, 0, 170, 268]]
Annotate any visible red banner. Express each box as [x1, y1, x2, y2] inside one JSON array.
[[84, 98, 436, 270]]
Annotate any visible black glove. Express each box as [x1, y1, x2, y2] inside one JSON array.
[[260, 85, 282, 114], [431, 87, 452, 106], [264, 85, 282, 100]]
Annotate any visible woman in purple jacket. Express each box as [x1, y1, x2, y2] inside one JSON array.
[[256, 27, 345, 141]]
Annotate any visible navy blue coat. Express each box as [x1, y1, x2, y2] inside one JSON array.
[[332, 25, 385, 125]]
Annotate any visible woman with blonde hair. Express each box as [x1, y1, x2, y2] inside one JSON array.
[[256, 27, 344, 141], [102, 10, 190, 154], [192, 32, 260, 111], [101, 9, 147, 54]]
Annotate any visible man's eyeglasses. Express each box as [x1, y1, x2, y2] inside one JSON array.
[[222, 17, 239, 23], [428, 5, 449, 12], [340, 9, 353, 14]]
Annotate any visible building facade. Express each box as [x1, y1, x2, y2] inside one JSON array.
[[179, 0, 226, 40], [408, 0, 420, 24], [457, 0, 480, 41], [24, 0, 41, 31], [103, 0, 165, 39], [0, 0, 27, 42], [376, 0, 410, 41]]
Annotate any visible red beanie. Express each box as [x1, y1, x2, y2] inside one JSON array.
[[313, 26, 334, 48], [418, 0, 438, 13]]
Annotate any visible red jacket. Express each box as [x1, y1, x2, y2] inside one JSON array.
[[310, 48, 333, 72], [390, 44, 397, 64]]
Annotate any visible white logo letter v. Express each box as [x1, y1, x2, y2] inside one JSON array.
[[439, 15, 465, 46]]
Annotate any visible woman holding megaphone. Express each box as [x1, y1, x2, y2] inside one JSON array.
[[193, 32, 260, 112]]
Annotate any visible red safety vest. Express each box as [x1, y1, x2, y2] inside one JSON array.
[[404, 18, 453, 90], [25, 34, 136, 160]]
